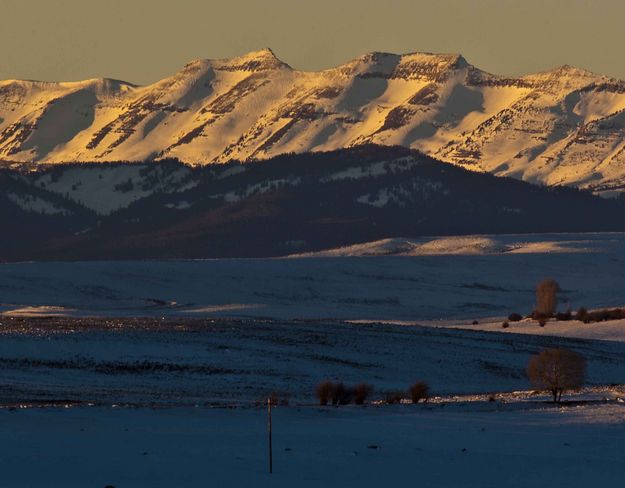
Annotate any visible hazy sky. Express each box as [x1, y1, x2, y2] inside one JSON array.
[[2, 0, 624, 85]]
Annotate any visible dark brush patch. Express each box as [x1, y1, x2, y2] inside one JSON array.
[[169, 120, 215, 149], [0, 122, 36, 156], [389, 56, 466, 82], [252, 119, 298, 156], [88, 97, 187, 154], [218, 99, 327, 160], [308, 354, 379, 369], [276, 103, 320, 121], [0, 123, 24, 146], [0, 83, 27, 103], [375, 106, 416, 133], [109, 103, 186, 149], [312, 86, 342, 99], [581, 82, 625, 94], [335, 115, 360, 125], [0, 356, 242, 376], [218, 123, 268, 160], [448, 147, 483, 164], [466, 67, 533, 88], [217, 58, 288, 72], [86, 120, 116, 150], [408, 84, 439, 106], [200, 76, 270, 115]]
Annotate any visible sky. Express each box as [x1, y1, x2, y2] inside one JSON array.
[[2, 0, 624, 85]]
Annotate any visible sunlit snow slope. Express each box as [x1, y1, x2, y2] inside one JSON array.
[[3, 49, 625, 192]]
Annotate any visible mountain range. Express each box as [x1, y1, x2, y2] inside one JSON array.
[[3, 49, 625, 193]]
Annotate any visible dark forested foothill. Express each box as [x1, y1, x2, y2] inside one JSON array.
[[2, 145, 625, 261]]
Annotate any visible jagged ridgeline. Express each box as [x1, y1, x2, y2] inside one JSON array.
[[2, 146, 625, 261], [2, 49, 625, 193]]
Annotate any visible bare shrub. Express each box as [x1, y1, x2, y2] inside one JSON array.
[[385, 391, 403, 404], [583, 308, 625, 323], [409, 381, 429, 403], [502, 321, 509, 329], [535, 279, 560, 316], [508, 313, 522, 322], [526, 348, 586, 402], [315, 380, 335, 406], [472, 320, 479, 325], [588, 309, 610, 322], [353, 383, 373, 405], [530, 310, 548, 321], [538, 319, 546, 327], [575, 307, 588, 322], [555, 311, 572, 321]]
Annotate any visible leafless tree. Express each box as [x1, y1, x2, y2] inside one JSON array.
[[527, 348, 586, 402], [352, 383, 373, 405], [315, 380, 335, 405], [536, 279, 561, 316], [409, 381, 429, 403]]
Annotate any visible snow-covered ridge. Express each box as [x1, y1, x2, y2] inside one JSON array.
[[290, 235, 609, 257], [3, 49, 625, 192]]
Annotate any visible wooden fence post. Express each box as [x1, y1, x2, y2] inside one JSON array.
[[268, 397, 273, 474]]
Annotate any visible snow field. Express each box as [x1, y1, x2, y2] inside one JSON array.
[[2, 403, 625, 487]]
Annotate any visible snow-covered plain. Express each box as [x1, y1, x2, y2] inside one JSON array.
[[3, 403, 625, 488], [2, 233, 625, 321], [3, 316, 625, 406], [444, 316, 625, 343], [3, 232, 625, 486], [2, 315, 625, 487]]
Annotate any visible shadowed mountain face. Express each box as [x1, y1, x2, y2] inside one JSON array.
[[2, 146, 625, 261], [3, 50, 625, 193]]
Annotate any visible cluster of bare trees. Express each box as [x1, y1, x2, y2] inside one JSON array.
[[315, 381, 373, 406], [313, 278, 591, 407], [316, 352, 585, 406], [315, 380, 429, 406], [506, 277, 610, 328], [315, 354, 585, 405]]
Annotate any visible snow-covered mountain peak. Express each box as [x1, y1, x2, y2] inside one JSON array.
[[339, 51, 401, 77], [552, 64, 596, 75], [337, 51, 470, 80], [74, 78, 137, 94], [246, 47, 280, 59], [211, 48, 292, 72], [400, 51, 468, 67], [522, 64, 607, 92], [393, 51, 469, 81], [3, 49, 625, 194]]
